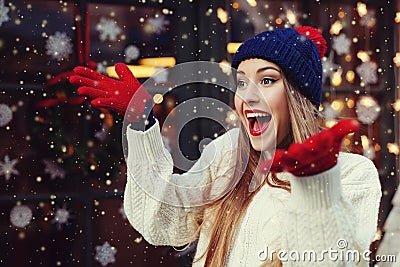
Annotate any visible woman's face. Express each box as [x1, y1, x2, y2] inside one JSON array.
[[234, 58, 290, 152]]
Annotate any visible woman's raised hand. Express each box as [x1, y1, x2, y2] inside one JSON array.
[[260, 119, 361, 177], [69, 63, 152, 122]]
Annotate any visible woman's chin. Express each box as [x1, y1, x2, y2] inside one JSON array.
[[249, 135, 276, 152]]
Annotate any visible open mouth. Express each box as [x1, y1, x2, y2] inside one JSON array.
[[245, 109, 272, 136]]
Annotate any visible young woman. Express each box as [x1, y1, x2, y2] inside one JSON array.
[[70, 26, 382, 266]]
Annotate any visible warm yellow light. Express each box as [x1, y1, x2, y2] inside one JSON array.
[[331, 99, 344, 111], [331, 69, 342, 87], [347, 99, 355, 109], [395, 12, 400, 23], [153, 93, 164, 104], [345, 55, 352, 62], [227, 42, 242, 54], [232, 2, 239, 9], [393, 98, 400, 111], [325, 120, 337, 128], [286, 10, 297, 25], [387, 143, 400, 155], [329, 20, 343, 35], [138, 57, 176, 67], [275, 18, 283, 25], [357, 2, 368, 17], [361, 135, 369, 150], [357, 50, 370, 62], [225, 111, 238, 125], [246, 0, 257, 7], [393, 52, 400, 67], [374, 143, 381, 151], [346, 70, 355, 83], [217, 8, 228, 24], [106, 65, 158, 78], [338, 11, 345, 19]]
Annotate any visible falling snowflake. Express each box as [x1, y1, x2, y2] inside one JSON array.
[[0, 103, 12, 127], [356, 95, 380, 124], [0, 154, 19, 181], [10, 205, 32, 228], [356, 61, 378, 86], [332, 33, 351, 56], [43, 159, 66, 180], [51, 204, 71, 230], [360, 10, 376, 28], [322, 56, 340, 84], [124, 45, 140, 61], [96, 17, 122, 42], [153, 68, 169, 84], [46, 32, 73, 61], [0, 0, 10, 28], [144, 14, 169, 34], [95, 241, 117, 266]]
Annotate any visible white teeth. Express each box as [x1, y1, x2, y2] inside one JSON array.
[[246, 112, 270, 118]]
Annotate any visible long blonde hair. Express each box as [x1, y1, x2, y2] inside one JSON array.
[[194, 73, 323, 266]]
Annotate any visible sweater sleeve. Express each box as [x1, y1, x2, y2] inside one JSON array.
[[123, 120, 237, 247], [280, 154, 381, 266]]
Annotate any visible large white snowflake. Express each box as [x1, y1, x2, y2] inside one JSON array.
[[0, 154, 19, 181], [0, 103, 12, 127], [95, 241, 117, 266], [356, 61, 378, 85], [10, 205, 32, 228], [356, 95, 380, 125], [43, 159, 66, 180], [0, 0, 10, 27], [51, 204, 71, 230], [96, 17, 121, 42], [46, 32, 73, 61], [144, 14, 169, 34], [332, 33, 351, 56], [124, 45, 140, 61]]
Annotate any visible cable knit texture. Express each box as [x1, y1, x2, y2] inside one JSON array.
[[124, 121, 381, 266]]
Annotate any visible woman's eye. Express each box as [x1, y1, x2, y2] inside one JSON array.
[[260, 77, 276, 85], [237, 80, 247, 88]]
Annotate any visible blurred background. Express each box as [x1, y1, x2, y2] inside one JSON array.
[[0, 0, 399, 266]]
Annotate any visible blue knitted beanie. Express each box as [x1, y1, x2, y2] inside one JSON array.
[[231, 26, 327, 108]]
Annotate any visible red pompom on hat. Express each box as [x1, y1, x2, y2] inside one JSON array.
[[296, 26, 327, 59]]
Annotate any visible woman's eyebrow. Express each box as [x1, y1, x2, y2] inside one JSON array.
[[256, 66, 280, 74], [236, 70, 246, 75]]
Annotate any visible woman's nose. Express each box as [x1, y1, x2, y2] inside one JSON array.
[[240, 83, 260, 104]]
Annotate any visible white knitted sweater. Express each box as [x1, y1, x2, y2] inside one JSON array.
[[124, 121, 381, 266]]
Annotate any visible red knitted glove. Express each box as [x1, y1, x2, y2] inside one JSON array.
[[69, 63, 152, 122], [260, 119, 360, 176]]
